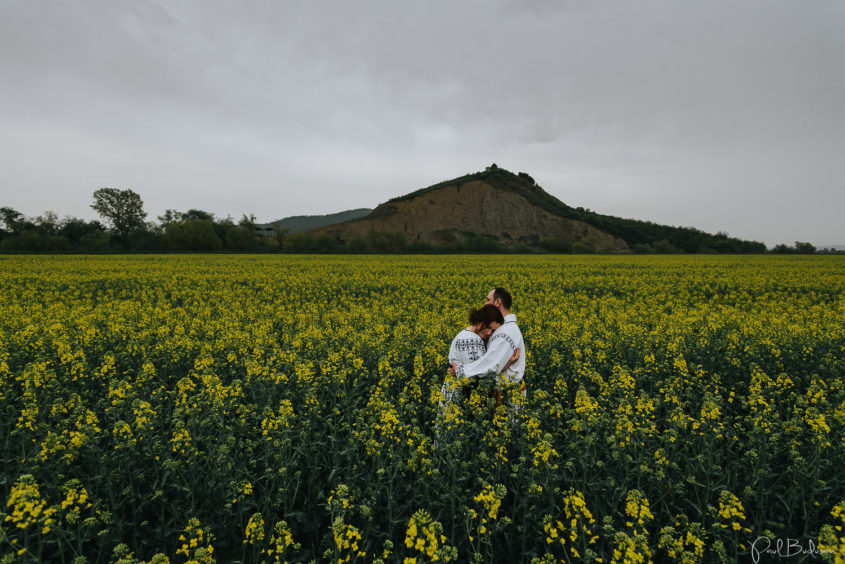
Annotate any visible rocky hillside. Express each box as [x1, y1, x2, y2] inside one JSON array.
[[311, 166, 767, 254], [313, 167, 629, 251]]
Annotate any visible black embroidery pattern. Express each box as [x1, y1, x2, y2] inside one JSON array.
[[490, 332, 517, 351], [453, 338, 480, 351], [453, 337, 484, 362]]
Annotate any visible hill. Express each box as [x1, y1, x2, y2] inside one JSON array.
[[313, 167, 627, 251], [269, 208, 371, 233], [312, 166, 766, 253]]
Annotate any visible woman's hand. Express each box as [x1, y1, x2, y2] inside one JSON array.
[[503, 348, 520, 372]]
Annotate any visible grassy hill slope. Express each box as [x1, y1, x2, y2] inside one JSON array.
[[271, 208, 371, 233]]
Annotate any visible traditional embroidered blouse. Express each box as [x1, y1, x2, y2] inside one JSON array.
[[441, 328, 486, 403]]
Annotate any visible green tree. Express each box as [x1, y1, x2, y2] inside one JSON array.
[[539, 237, 572, 253], [794, 241, 816, 254], [314, 233, 339, 253], [238, 213, 256, 231], [572, 235, 599, 254], [34, 211, 60, 234], [91, 188, 147, 244], [652, 239, 681, 254], [284, 232, 315, 252], [458, 233, 501, 252], [157, 209, 183, 228], [0, 230, 70, 252], [182, 209, 215, 222], [223, 223, 259, 251], [0, 207, 29, 233], [58, 217, 106, 246], [79, 230, 112, 251], [345, 236, 368, 253], [273, 225, 289, 250], [364, 229, 406, 252], [162, 219, 222, 251]]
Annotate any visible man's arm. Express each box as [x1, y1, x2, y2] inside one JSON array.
[[449, 347, 519, 376], [455, 332, 516, 380]]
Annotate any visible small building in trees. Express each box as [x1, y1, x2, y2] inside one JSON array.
[[253, 224, 277, 238]]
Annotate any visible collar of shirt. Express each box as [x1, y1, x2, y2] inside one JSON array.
[[504, 313, 517, 323]]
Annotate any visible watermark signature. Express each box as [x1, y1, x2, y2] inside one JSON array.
[[750, 536, 835, 562]]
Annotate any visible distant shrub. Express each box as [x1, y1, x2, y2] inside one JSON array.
[[632, 242, 655, 254], [364, 230, 406, 253], [457, 234, 501, 253], [652, 239, 681, 254], [0, 230, 70, 252], [162, 219, 222, 251], [406, 239, 436, 253], [79, 231, 112, 252], [539, 237, 572, 253]]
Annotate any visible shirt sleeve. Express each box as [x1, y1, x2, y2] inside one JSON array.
[[448, 337, 460, 365], [455, 330, 516, 380]]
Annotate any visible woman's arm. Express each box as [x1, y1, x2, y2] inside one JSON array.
[[503, 348, 520, 373], [455, 332, 515, 380]]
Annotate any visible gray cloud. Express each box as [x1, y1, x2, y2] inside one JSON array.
[[1, 0, 843, 246]]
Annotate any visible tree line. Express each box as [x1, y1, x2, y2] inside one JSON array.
[[1, 188, 833, 254], [1, 188, 266, 253]]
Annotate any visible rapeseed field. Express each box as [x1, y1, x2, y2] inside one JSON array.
[[0, 254, 843, 563]]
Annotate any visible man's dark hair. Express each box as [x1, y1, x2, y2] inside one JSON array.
[[492, 287, 512, 310], [469, 304, 504, 326]]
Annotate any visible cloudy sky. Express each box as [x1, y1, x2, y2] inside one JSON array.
[[2, 1, 843, 247]]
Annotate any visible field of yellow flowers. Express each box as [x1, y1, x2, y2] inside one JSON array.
[[1, 254, 843, 563]]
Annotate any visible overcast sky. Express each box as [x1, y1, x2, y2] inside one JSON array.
[[2, 1, 843, 247]]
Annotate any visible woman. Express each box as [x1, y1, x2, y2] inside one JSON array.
[[449, 304, 502, 365]]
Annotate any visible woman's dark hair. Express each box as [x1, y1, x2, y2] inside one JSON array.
[[469, 304, 504, 327]]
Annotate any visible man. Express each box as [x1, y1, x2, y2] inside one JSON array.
[[449, 287, 526, 401]]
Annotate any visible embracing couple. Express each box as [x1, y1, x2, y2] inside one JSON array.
[[441, 287, 526, 407]]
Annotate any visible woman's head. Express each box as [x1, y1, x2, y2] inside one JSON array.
[[469, 304, 504, 339]]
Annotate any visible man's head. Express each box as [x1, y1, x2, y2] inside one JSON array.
[[485, 287, 512, 315]]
